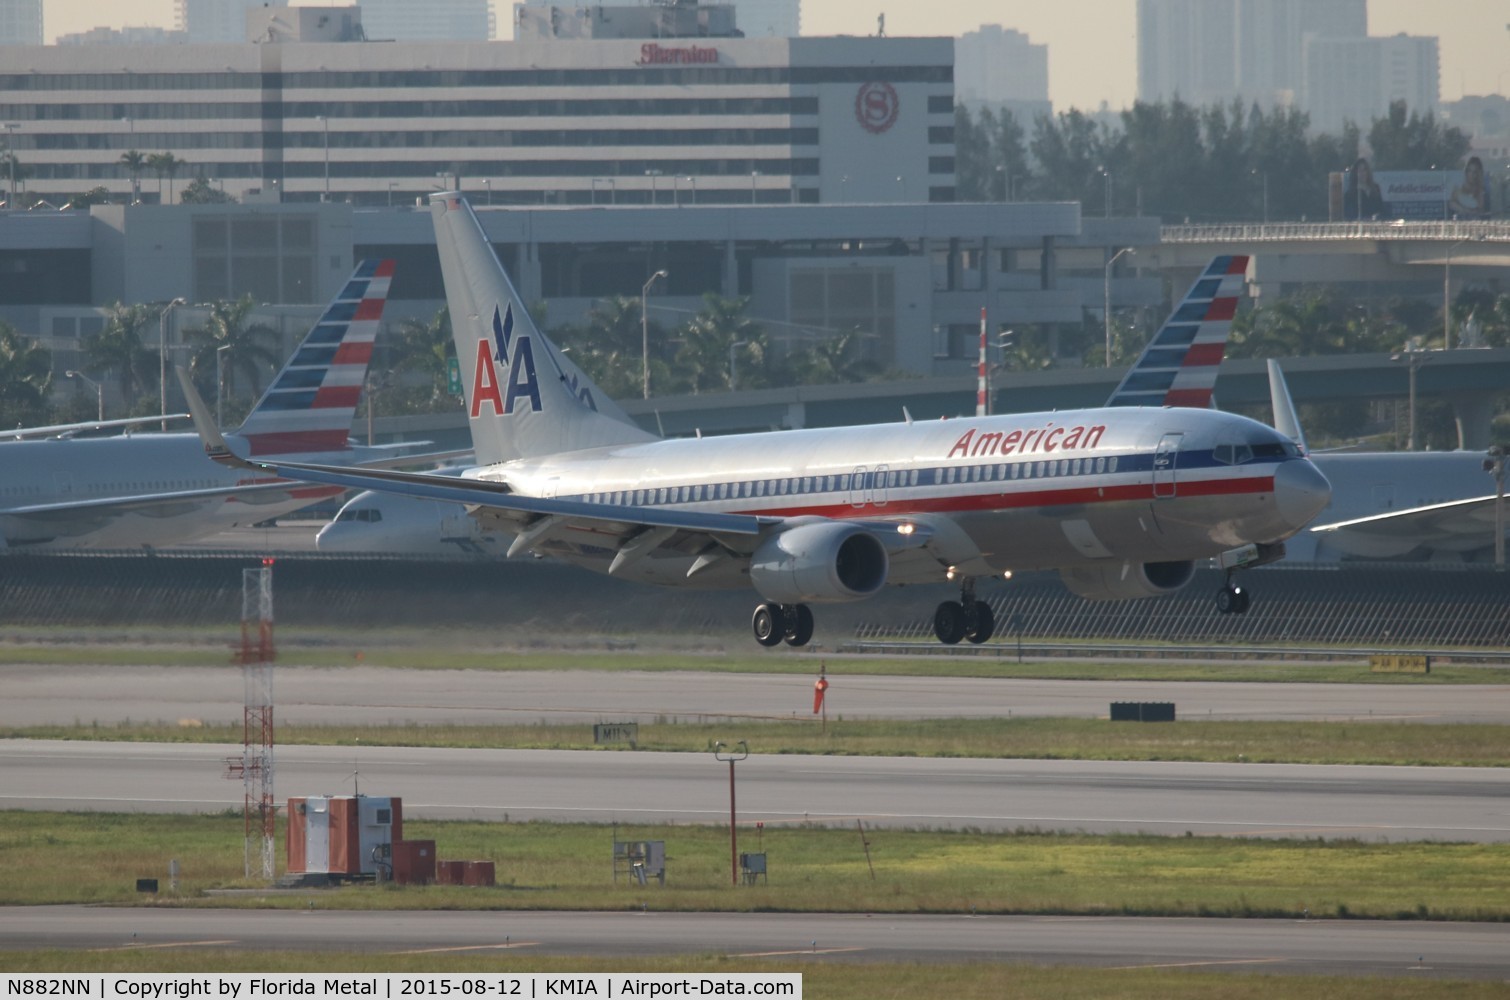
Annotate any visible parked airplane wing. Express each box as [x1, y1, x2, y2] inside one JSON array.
[[1309, 494, 1504, 554], [0, 414, 191, 441]]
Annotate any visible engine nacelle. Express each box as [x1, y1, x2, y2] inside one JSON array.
[[1059, 559, 1196, 601], [749, 522, 889, 604]]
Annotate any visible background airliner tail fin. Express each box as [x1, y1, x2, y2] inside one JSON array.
[[1267, 359, 1309, 455], [430, 193, 655, 465], [232, 259, 395, 455], [1105, 254, 1249, 408]]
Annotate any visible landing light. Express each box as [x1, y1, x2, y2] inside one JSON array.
[[896, 524, 915, 535], [1002, 570, 1013, 580], [946, 566, 957, 581]]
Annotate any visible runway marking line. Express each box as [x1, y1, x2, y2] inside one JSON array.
[[1108, 958, 1287, 971], [397, 943, 539, 955], [727, 947, 866, 958], [91, 940, 238, 952]]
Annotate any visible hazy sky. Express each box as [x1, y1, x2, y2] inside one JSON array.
[[39, 0, 1510, 111]]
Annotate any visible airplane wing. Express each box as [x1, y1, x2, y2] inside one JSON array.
[[1309, 494, 1506, 554], [3, 479, 339, 522], [0, 414, 191, 441]]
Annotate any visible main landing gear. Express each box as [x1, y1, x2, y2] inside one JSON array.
[[752, 602, 815, 647], [933, 578, 995, 645], [1215, 574, 1251, 615]]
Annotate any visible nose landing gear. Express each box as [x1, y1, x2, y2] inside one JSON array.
[[1215, 575, 1251, 615]]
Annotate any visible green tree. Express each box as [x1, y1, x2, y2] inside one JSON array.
[[84, 302, 158, 407], [65, 186, 113, 209], [183, 296, 282, 410], [179, 176, 233, 204], [0, 320, 52, 428], [1029, 108, 1115, 212], [387, 306, 455, 408], [118, 149, 145, 203], [1368, 101, 1470, 171], [787, 327, 882, 386], [670, 294, 767, 393], [553, 295, 666, 399], [146, 152, 184, 204]]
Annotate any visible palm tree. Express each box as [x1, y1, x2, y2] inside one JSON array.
[[84, 302, 158, 406], [118, 149, 145, 203], [0, 320, 52, 428], [556, 296, 659, 399], [671, 293, 768, 393], [788, 327, 882, 386], [183, 296, 282, 413], [390, 307, 454, 407], [146, 152, 184, 204]]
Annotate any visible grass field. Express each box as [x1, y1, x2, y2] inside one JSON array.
[[0, 952, 1502, 1000], [1, 636, 1503, 683], [4, 812, 1508, 921], [8, 717, 1510, 767]]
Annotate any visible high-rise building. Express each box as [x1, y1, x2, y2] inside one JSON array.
[[1139, 0, 1371, 111], [1137, 0, 1239, 107], [0, 0, 42, 46], [358, 0, 490, 41], [176, 0, 264, 44], [1304, 34, 1440, 134], [954, 25, 1049, 122]]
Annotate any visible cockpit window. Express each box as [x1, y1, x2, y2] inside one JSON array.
[[335, 508, 381, 523], [1212, 443, 1254, 465], [1252, 441, 1301, 459]]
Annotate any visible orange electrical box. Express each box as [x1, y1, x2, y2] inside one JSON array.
[[435, 860, 465, 886], [391, 839, 437, 885]]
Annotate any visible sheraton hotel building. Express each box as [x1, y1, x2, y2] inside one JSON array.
[[0, 5, 1153, 385]]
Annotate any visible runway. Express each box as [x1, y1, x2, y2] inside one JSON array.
[[4, 740, 1507, 841], [2, 906, 1507, 979], [4, 664, 1510, 727]]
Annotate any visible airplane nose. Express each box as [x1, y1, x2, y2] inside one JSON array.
[[1273, 458, 1331, 530]]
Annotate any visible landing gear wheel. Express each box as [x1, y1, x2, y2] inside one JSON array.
[[934, 600, 967, 645], [784, 604, 815, 647], [752, 603, 784, 647], [1215, 584, 1250, 615], [966, 600, 995, 644]]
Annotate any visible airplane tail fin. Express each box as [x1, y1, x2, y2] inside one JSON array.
[[430, 193, 655, 465], [1105, 254, 1249, 408], [232, 259, 395, 455]]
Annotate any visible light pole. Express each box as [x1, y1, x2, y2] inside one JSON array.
[[216, 344, 232, 428], [65, 371, 104, 421], [750, 169, 759, 204], [1104, 247, 1134, 367], [1099, 166, 1112, 218], [713, 741, 748, 887], [159, 296, 185, 430], [315, 115, 330, 201], [645, 168, 662, 205], [387, 181, 396, 207], [641, 268, 668, 399], [1390, 340, 1429, 451], [483, 178, 492, 206], [729, 340, 748, 390]]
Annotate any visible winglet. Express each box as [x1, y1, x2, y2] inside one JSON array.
[[176, 366, 254, 469], [1267, 359, 1309, 455]]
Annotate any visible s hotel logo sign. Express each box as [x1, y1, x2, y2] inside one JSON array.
[[637, 43, 719, 65], [855, 81, 899, 134]]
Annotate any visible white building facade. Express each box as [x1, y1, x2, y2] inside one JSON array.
[[0, 32, 954, 208]]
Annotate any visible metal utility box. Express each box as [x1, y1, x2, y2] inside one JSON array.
[[613, 840, 666, 885], [462, 860, 496, 887], [435, 860, 465, 886], [391, 839, 436, 885], [286, 795, 403, 876]]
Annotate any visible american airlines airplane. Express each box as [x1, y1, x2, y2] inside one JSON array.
[[189, 194, 1331, 647], [0, 260, 400, 551]]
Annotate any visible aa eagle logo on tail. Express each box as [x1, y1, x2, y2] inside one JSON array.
[[470, 303, 541, 417]]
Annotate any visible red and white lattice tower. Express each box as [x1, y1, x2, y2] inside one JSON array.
[[235, 559, 276, 879]]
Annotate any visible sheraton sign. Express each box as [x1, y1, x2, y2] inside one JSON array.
[[637, 43, 719, 66]]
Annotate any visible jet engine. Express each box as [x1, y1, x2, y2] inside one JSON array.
[[1059, 559, 1196, 601], [748, 522, 888, 603]]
